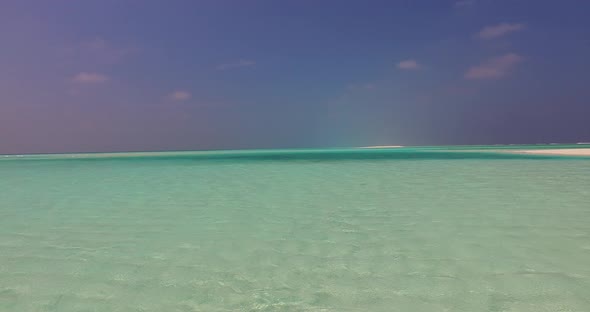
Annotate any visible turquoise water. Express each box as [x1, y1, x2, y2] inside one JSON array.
[[1, 147, 590, 311]]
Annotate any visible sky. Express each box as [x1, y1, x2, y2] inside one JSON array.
[[1, 0, 589, 154]]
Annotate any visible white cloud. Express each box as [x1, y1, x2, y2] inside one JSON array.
[[168, 90, 191, 101], [397, 59, 421, 70], [216, 59, 256, 70], [477, 23, 525, 39], [465, 53, 524, 79], [72, 72, 109, 83]]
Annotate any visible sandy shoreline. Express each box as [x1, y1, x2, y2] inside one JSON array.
[[513, 148, 590, 156], [359, 145, 404, 149]]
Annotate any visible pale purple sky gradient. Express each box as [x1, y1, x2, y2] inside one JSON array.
[[1, 0, 589, 154]]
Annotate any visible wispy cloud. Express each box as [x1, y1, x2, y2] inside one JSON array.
[[477, 23, 525, 39], [72, 72, 109, 83], [397, 59, 421, 70], [168, 90, 192, 101], [465, 53, 524, 79], [216, 59, 256, 71], [454, 0, 474, 8]]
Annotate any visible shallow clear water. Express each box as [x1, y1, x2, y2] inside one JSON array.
[[1, 148, 590, 311]]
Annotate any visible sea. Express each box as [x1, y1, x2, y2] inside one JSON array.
[[1, 145, 589, 311]]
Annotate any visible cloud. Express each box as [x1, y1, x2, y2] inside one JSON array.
[[397, 59, 421, 70], [168, 90, 191, 101], [216, 59, 256, 70], [72, 72, 109, 83], [477, 23, 525, 39], [465, 53, 524, 79], [454, 0, 473, 7]]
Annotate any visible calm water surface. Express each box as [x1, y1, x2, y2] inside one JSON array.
[[1, 148, 590, 311]]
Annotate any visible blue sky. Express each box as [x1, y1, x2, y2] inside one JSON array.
[[1, 0, 589, 153]]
